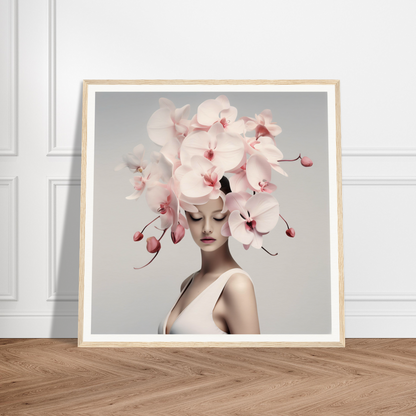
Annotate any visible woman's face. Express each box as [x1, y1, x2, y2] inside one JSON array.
[[185, 197, 229, 252]]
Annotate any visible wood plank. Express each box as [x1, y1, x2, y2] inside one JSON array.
[[0, 339, 415, 415]]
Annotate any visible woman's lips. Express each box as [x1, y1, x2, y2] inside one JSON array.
[[200, 238, 216, 244]]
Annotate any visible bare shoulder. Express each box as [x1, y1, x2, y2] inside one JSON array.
[[223, 273, 255, 298], [180, 273, 195, 292]]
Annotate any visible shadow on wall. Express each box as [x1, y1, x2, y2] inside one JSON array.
[[50, 82, 82, 338]]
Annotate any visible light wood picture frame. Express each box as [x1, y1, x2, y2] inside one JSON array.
[[78, 80, 344, 347]]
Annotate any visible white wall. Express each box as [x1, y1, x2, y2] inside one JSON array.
[[0, 0, 415, 338]]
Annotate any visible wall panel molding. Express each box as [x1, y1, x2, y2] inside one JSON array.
[[0, 0, 18, 156], [343, 177, 416, 186], [0, 177, 18, 300], [342, 174, 416, 317], [47, 177, 80, 301], [0, 311, 77, 317], [46, 0, 81, 156], [342, 148, 416, 157], [346, 293, 416, 301]]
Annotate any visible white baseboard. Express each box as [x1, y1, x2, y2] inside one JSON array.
[[346, 315, 416, 338], [0, 315, 77, 338], [1, 315, 415, 339]]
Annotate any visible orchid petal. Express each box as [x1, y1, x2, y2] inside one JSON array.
[[264, 182, 277, 193], [225, 192, 250, 217], [159, 97, 175, 112], [245, 193, 279, 233], [114, 162, 127, 171], [180, 170, 212, 199], [126, 188, 144, 200], [179, 212, 189, 229], [161, 137, 180, 165], [180, 131, 211, 166], [174, 104, 190, 123], [271, 163, 288, 177], [208, 122, 224, 136], [221, 220, 231, 237], [226, 119, 245, 134], [256, 136, 284, 161], [244, 120, 257, 131], [218, 191, 228, 214], [190, 155, 216, 176], [228, 211, 254, 245], [179, 193, 211, 205], [132, 144, 145, 162], [220, 106, 237, 124], [215, 95, 230, 110], [197, 99, 223, 126], [145, 185, 170, 212], [175, 123, 188, 134], [160, 210, 174, 230], [259, 109, 272, 124], [229, 171, 250, 193], [180, 199, 198, 212], [267, 124, 282, 136], [175, 163, 192, 182], [147, 107, 176, 146], [246, 154, 271, 191], [151, 151, 172, 183], [212, 132, 245, 171], [250, 229, 264, 249]]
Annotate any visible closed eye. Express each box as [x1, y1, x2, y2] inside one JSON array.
[[189, 216, 202, 222], [214, 217, 226, 222]]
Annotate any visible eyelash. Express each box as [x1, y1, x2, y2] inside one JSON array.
[[190, 217, 226, 222]]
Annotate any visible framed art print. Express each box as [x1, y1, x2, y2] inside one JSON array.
[[78, 80, 344, 347]]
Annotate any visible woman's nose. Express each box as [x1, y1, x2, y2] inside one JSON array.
[[202, 218, 212, 234]]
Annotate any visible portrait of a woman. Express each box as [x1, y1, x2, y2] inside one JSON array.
[[82, 84, 339, 344], [159, 178, 261, 335], [113, 93, 312, 336]]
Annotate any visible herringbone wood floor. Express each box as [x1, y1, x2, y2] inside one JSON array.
[[0, 339, 415, 415]]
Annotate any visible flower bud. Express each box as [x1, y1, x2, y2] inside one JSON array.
[[286, 228, 295, 238], [171, 224, 185, 244], [146, 236, 161, 253], [133, 231, 144, 242], [301, 156, 313, 167]]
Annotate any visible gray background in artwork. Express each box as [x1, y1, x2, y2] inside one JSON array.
[[91, 91, 330, 334]]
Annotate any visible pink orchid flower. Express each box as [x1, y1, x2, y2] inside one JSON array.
[[191, 95, 244, 134], [222, 192, 279, 250], [145, 182, 179, 231], [246, 136, 288, 177], [176, 156, 224, 205], [126, 163, 160, 200], [147, 98, 191, 146], [246, 154, 277, 193], [242, 109, 282, 139], [115, 144, 148, 173], [180, 122, 245, 172]]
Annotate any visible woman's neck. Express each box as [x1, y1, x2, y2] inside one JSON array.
[[200, 241, 239, 275]]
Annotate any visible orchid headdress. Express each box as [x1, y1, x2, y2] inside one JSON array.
[[115, 95, 313, 269]]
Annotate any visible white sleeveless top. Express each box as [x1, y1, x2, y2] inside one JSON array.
[[158, 268, 253, 335]]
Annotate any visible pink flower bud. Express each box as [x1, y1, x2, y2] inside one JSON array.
[[286, 228, 295, 238], [171, 224, 185, 244], [133, 231, 143, 242], [301, 156, 313, 167], [146, 237, 161, 253]]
